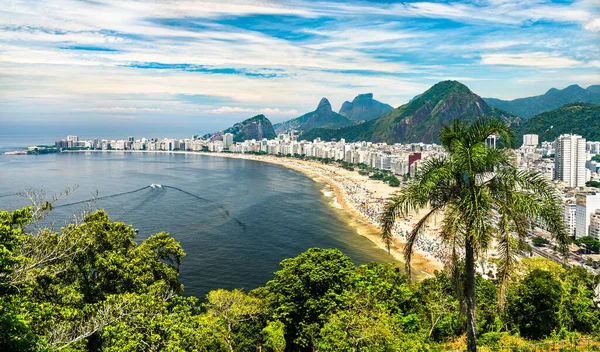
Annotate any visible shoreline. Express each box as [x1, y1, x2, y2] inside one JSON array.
[[59, 150, 443, 276]]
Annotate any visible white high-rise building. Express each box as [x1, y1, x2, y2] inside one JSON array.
[[590, 210, 600, 239], [587, 141, 600, 155], [485, 134, 497, 149], [554, 134, 587, 188], [523, 134, 539, 147], [575, 192, 600, 239], [564, 199, 577, 236], [223, 133, 234, 151]]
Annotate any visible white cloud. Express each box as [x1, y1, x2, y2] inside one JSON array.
[[206, 106, 299, 115], [0, 0, 598, 129], [584, 18, 600, 32], [480, 52, 583, 68], [75, 107, 163, 112]]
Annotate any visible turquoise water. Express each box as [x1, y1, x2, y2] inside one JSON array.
[[0, 151, 395, 298]]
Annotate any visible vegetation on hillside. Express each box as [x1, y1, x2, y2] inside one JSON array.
[[515, 102, 600, 143], [380, 118, 569, 351], [223, 114, 277, 142], [273, 98, 355, 134], [485, 84, 600, 119], [302, 81, 516, 144], [1, 207, 599, 352], [1, 118, 598, 351]]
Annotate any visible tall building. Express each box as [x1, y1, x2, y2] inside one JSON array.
[[587, 141, 600, 155], [485, 134, 497, 149], [67, 135, 78, 148], [590, 209, 600, 239], [564, 199, 577, 236], [523, 134, 539, 147], [408, 152, 421, 167], [223, 133, 234, 151], [575, 192, 600, 239], [554, 134, 587, 188]]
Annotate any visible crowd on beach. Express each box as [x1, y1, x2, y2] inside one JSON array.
[[272, 157, 451, 264], [334, 174, 449, 263]]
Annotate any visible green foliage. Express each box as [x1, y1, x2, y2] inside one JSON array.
[[574, 236, 600, 253], [264, 248, 355, 349], [557, 267, 600, 335], [592, 154, 600, 162], [507, 269, 562, 340], [532, 236, 550, 247], [303, 81, 517, 144], [586, 180, 600, 188], [262, 321, 286, 352], [27, 147, 60, 155], [222, 114, 277, 142], [369, 172, 385, 180], [380, 118, 568, 351], [274, 99, 355, 134], [515, 102, 600, 143], [0, 207, 31, 290], [383, 174, 400, 187], [416, 271, 463, 341], [1, 206, 599, 351], [485, 84, 600, 119], [0, 208, 187, 351]]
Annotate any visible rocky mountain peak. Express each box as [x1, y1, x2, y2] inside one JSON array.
[[317, 98, 332, 112], [354, 93, 374, 101], [339, 93, 393, 122]]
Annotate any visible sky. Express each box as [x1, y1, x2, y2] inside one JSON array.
[[0, 0, 599, 138]]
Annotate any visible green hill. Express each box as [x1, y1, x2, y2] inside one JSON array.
[[225, 114, 276, 142], [515, 102, 600, 143], [303, 81, 515, 144], [273, 98, 355, 133], [485, 84, 600, 119]]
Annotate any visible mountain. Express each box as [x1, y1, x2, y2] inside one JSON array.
[[515, 102, 600, 143], [338, 93, 394, 122], [273, 98, 355, 133], [484, 84, 600, 119], [205, 114, 276, 142], [302, 81, 516, 144]]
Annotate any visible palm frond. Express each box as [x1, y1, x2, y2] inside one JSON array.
[[496, 213, 518, 308], [404, 205, 443, 281], [466, 118, 513, 147]]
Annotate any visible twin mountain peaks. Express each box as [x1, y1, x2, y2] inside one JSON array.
[[271, 93, 394, 135], [208, 81, 600, 144]]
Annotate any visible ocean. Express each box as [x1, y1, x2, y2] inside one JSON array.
[[0, 151, 397, 298]]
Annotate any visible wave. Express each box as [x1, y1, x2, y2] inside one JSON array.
[[52, 184, 248, 234], [53, 186, 151, 209], [162, 186, 247, 234]]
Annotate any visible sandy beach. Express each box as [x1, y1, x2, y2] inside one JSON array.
[[205, 152, 444, 274], [68, 150, 444, 276]]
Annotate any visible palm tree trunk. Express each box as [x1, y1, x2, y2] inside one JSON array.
[[465, 236, 477, 352]]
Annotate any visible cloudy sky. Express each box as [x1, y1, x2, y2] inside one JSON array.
[[1, 0, 599, 138]]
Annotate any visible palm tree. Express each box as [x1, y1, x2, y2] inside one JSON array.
[[380, 118, 568, 352]]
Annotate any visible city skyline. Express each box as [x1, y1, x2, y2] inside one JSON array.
[[1, 0, 599, 136]]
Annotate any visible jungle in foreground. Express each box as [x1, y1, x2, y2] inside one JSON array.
[[1, 205, 599, 352]]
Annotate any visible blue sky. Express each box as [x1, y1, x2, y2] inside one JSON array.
[[0, 0, 598, 137]]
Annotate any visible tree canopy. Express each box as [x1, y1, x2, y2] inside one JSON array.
[[0, 196, 598, 351]]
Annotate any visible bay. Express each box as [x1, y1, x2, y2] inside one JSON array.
[[0, 151, 395, 298]]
